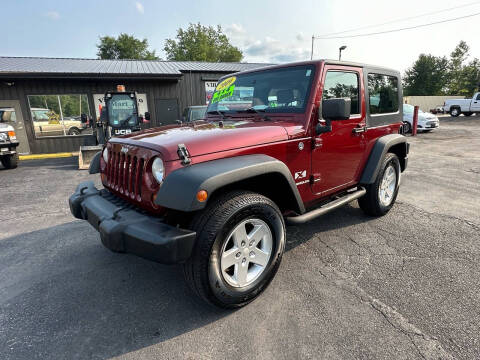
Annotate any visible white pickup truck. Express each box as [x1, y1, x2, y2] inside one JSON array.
[[444, 92, 480, 117]]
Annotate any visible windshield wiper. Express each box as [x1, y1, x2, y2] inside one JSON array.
[[240, 107, 266, 113], [238, 107, 272, 121]]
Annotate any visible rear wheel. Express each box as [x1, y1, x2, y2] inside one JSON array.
[[68, 127, 81, 135], [359, 153, 400, 216], [1, 153, 18, 169], [183, 191, 285, 308], [450, 107, 460, 117]]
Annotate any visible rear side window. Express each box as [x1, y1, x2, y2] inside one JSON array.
[[323, 71, 360, 115], [368, 73, 399, 114]]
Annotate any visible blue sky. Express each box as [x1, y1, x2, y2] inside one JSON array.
[[3, 0, 480, 71]]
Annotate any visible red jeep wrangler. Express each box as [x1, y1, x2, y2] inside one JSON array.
[[70, 60, 408, 308]]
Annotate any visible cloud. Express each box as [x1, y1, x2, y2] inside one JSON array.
[[223, 22, 309, 63], [226, 23, 246, 37], [296, 32, 305, 41], [44, 11, 60, 20], [244, 37, 309, 63], [135, 1, 144, 14]]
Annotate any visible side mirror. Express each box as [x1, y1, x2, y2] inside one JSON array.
[[322, 98, 351, 120], [80, 113, 88, 123], [144, 112, 151, 121]]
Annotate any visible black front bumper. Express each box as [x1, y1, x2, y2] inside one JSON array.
[[0, 141, 18, 156], [69, 181, 196, 264]]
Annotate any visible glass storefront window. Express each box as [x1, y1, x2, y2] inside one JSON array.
[[28, 94, 92, 137]]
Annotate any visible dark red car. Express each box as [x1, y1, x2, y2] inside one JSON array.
[[70, 60, 408, 308]]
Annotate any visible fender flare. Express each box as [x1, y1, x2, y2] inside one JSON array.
[[360, 134, 408, 184], [155, 154, 305, 213]]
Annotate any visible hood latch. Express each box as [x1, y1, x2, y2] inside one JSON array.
[[177, 143, 191, 165]]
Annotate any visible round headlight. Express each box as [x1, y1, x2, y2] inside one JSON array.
[[152, 157, 164, 183], [102, 148, 108, 163]]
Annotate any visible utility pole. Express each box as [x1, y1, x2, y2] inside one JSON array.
[[311, 35, 315, 60]]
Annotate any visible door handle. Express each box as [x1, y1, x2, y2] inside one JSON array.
[[352, 125, 367, 134]]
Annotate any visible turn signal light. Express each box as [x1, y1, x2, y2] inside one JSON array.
[[196, 190, 208, 202], [8, 131, 15, 137]]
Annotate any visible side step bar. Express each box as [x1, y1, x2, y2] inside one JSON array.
[[286, 188, 366, 225]]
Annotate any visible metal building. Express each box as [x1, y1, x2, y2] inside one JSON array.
[[0, 57, 269, 154]]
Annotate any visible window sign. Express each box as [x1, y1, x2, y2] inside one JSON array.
[[205, 81, 218, 104]]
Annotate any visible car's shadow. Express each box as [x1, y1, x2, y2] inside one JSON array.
[[0, 205, 370, 359]]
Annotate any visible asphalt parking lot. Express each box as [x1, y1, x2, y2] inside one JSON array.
[[1, 115, 479, 359]]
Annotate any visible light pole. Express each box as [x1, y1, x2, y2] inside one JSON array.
[[339, 45, 347, 61]]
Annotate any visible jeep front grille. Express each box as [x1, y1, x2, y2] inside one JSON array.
[[106, 149, 144, 200]]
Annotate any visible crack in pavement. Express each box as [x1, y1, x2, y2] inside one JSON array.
[[313, 262, 454, 360], [396, 201, 480, 231]]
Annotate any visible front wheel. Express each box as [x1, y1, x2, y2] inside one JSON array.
[[403, 121, 412, 133], [183, 191, 285, 308], [358, 153, 400, 216], [1, 153, 18, 169]]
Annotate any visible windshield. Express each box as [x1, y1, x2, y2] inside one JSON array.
[[33, 110, 50, 120], [403, 103, 423, 114], [107, 94, 138, 127], [207, 65, 315, 114], [191, 107, 207, 121]]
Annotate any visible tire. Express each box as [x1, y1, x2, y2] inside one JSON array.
[[403, 121, 412, 133], [1, 153, 18, 169], [450, 107, 460, 117], [464, 112, 472, 117], [358, 153, 400, 217], [69, 128, 81, 135], [183, 191, 286, 308]]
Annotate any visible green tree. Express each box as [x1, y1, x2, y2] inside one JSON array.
[[164, 23, 243, 62], [403, 54, 448, 96], [97, 33, 159, 60], [447, 41, 469, 95], [447, 41, 480, 96], [461, 58, 480, 95]]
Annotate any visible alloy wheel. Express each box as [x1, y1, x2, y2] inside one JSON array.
[[378, 164, 397, 207], [220, 218, 273, 288]]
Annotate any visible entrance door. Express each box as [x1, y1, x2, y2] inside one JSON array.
[[0, 100, 30, 154], [311, 66, 366, 196], [154, 99, 179, 126]]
